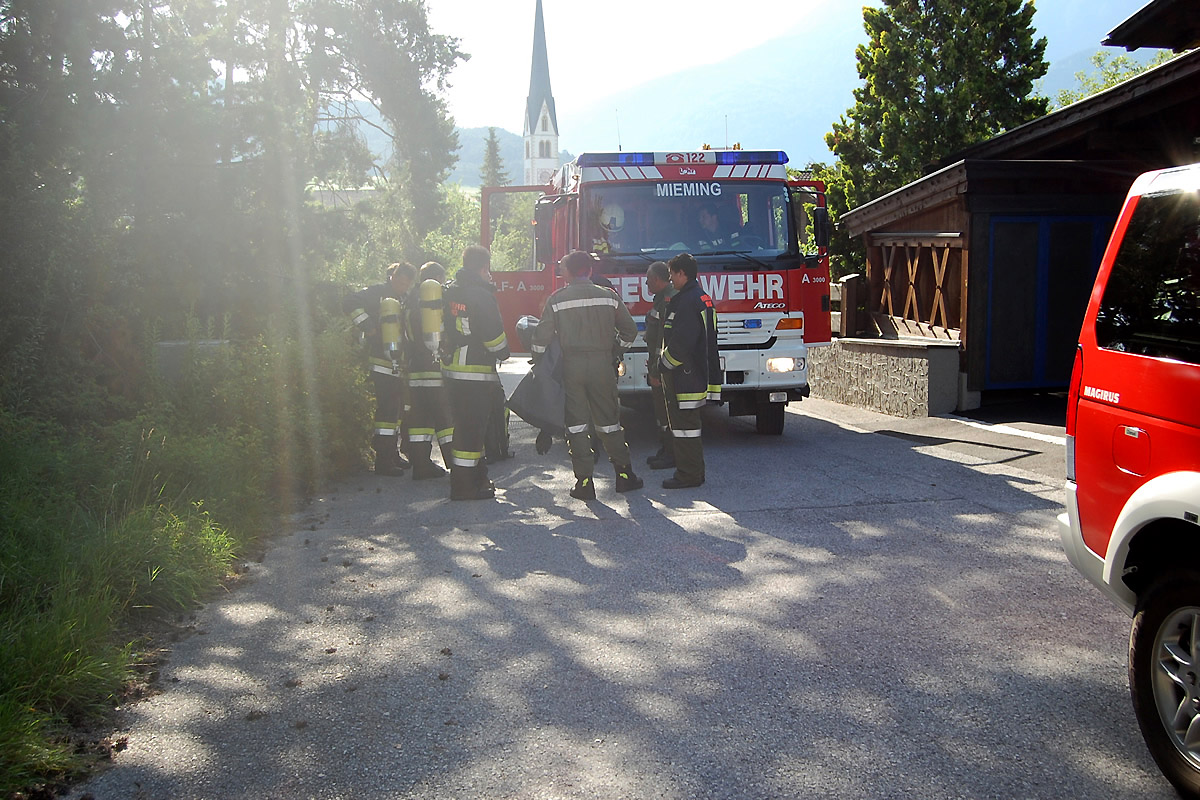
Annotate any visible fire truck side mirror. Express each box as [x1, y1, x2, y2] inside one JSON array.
[[534, 201, 554, 265], [813, 207, 831, 249]]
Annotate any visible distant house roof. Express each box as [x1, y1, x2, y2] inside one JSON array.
[[1103, 0, 1200, 52], [525, 0, 558, 136]]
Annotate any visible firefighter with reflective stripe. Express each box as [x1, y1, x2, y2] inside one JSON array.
[[403, 261, 454, 480], [343, 262, 416, 475], [532, 250, 643, 500], [442, 245, 510, 501], [660, 252, 722, 489], [643, 260, 677, 470]]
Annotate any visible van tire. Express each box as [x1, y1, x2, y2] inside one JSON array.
[[755, 403, 785, 435], [1129, 572, 1200, 799]]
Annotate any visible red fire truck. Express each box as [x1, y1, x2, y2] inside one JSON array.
[[483, 149, 831, 435]]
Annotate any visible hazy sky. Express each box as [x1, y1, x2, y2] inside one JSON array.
[[426, 0, 832, 133], [427, 0, 1155, 149]]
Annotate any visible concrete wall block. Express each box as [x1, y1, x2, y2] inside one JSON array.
[[809, 338, 960, 418]]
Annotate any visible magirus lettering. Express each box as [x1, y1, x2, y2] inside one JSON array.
[[1082, 385, 1120, 404]]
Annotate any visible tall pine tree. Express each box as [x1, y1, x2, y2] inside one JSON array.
[[479, 127, 510, 188], [823, 0, 1048, 271]]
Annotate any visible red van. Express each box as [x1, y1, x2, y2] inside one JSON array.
[[1059, 161, 1200, 797]]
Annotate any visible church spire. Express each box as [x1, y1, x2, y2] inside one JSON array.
[[523, 0, 559, 185]]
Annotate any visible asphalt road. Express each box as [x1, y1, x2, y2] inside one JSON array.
[[67, 385, 1176, 800]]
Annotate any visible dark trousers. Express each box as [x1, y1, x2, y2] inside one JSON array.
[[649, 374, 673, 458], [405, 382, 453, 467], [371, 370, 404, 458], [563, 352, 631, 479], [663, 371, 704, 483], [447, 377, 493, 491]]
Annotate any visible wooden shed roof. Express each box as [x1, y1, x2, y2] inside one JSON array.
[[1103, 0, 1200, 52], [841, 160, 1141, 238], [842, 49, 1200, 238]]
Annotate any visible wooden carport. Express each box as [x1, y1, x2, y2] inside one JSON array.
[[840, 46, 1200, 404]]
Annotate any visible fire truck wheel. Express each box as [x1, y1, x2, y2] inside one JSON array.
[[1128, 571, 1200, 799], [755, 403, 785, 435]]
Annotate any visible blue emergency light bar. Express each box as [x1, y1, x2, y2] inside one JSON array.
[[576, 151, 789, 168], [714, 150, 789, 165], [578, 153, 655, 167]]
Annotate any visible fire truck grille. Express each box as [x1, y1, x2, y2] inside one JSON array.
[[716, 318, 773, 346]]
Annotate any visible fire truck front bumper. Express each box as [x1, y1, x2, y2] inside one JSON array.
[[718, 346, 809, 394]]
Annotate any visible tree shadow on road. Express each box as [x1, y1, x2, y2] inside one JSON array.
[[68, 405, 1173, 800]]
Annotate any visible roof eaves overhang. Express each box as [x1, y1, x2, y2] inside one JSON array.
[[944, 48, 1200, 164], [1103, 0, 1200, 52], [841, 161, 969, 238]]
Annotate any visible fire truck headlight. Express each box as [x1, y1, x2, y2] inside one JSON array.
[[766, 357, 797, 373]]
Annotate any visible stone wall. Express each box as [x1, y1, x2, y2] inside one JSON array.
[[808, 337, 962, 418]]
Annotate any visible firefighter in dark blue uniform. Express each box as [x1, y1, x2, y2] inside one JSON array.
[[442, 246, 510, 501], [659, 253, 721, 488], [344, 263, 416, 475]]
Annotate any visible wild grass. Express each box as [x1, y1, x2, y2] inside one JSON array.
[[0, 315, 370, 795]]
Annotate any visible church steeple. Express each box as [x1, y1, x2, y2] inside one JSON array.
[[523, 0, 559, 185]]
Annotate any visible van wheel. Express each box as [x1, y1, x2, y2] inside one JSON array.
[[755, 403, 785, 435], [1129, 572, 1200, 798]]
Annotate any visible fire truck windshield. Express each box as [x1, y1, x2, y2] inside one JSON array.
[[584, 181, 797, 259]]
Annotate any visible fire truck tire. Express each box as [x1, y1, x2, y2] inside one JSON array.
[[1128, 571, 1200, 799], [755, 403, 785, 435]]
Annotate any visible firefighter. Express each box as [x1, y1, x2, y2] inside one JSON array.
[[442, 246, 510, 501], [344, 262, 417, 475], [531, 250, 643, 500], [695, 202, 740, 251], [643, 260, 677, 470], [659, 252, 721, 489], [402, 261, 454, 480]]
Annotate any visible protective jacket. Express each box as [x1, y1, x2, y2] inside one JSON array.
[[344, 282, 404, 376], [644, 284, 677, 380], [661, 278, 722, 409], [442, 270, 509, 382], [531, 278, 637, 361]]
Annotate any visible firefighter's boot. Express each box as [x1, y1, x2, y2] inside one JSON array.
[[372, 435, 405, 476], [647, 430, 675, 470], [570, 476, 596, 501], [647, 450, 675, 470], [614, 467, 644, 493], [409, 442, 447, 480], [450, 467, 494, 501]]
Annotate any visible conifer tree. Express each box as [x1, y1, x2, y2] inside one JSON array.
[[823, 0, 1048, 270], [479, 127, 510, 188]]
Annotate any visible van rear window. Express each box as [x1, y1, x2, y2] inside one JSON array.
[[1095, 190, 1200, 365]]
